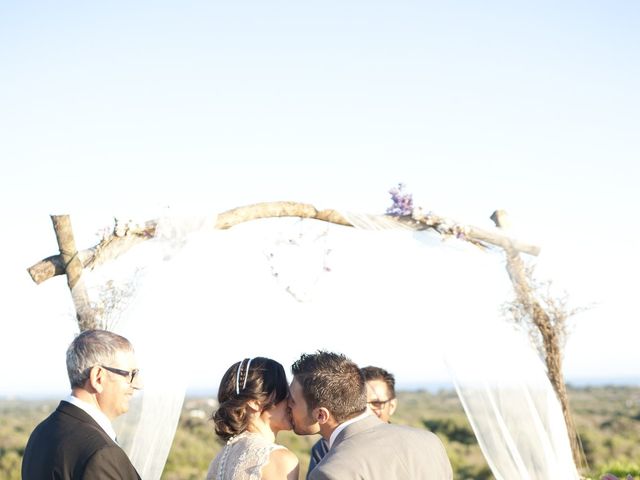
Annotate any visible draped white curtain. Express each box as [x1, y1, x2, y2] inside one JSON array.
[[446, 320, 578, 479], [73, 212, 578, 480]]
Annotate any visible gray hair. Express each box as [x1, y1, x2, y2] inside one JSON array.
[[66, 330, 134, 388]]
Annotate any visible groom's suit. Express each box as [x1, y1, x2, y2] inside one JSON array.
[[22, 400, 141, 480], [308, 415, 452, 480]]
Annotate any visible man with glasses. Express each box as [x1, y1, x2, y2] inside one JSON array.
[[22, 329, 142, 479], [306, 365, 399, 478], [362, 366, 398, 424]]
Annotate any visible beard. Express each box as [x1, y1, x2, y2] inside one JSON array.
[[291, 415, 321, 436]]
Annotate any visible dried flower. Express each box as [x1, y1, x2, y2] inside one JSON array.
[[386, 183, 414, 216]]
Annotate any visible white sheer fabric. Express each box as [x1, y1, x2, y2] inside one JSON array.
[[343, 211, 579, 480], [74, 215, 217, 480], [206, 431, 285, 480], [446, 318, 579, 479], [71, 211, 578, 479]]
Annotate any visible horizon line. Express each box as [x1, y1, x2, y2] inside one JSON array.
[[3, 376, 639, 400]]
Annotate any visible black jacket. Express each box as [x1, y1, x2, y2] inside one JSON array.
[[22, 401, 141, 479]]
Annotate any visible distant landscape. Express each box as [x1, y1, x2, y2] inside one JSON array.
[[2, 387, 639, 479]]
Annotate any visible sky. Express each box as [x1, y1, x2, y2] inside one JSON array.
[[1, 1, 639, 396]]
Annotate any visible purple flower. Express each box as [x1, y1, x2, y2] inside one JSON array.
[[386, 183, 414, 216]]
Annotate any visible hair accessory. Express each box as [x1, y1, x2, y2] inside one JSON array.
[[235, 359, 244, 395], [242, 358, 252, 391], [235, 358, 253, 395]]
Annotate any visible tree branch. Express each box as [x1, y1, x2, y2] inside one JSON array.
[[27, 201, 539, 284]]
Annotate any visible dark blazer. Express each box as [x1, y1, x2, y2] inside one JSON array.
[[309, 415, 453, 480], [22, 400, 141, 480]]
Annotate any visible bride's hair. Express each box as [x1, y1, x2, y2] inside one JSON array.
[[213, 357, 289, 441]]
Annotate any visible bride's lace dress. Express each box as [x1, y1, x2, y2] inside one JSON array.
[[206, 431, 285, 480]]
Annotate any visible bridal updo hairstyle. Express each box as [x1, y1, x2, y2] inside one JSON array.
[[213, 357, 289, 441]]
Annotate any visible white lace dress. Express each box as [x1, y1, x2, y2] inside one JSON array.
[[206, 431, 285, 480]]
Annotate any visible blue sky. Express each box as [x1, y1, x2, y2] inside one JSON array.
[[1, 1, 638, 395]]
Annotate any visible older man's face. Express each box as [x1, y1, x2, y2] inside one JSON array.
[[96, 350, 139, 420], [288, 377, 320, 435]]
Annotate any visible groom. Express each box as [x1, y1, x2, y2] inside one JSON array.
[[289, 351, 453, 479]]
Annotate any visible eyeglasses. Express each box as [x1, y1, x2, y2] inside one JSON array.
[[367, 398, 394, 410], [100, 365, 140, 385]]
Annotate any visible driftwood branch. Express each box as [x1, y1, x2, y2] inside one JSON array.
[[50, 215, 97, 331], [28, 201, 540, 285], [403, 208, 540, 256], [28, 225, 156, 285], [490, 210, 583, 468], [505, 250, 582, 467], [214, 202, 352, 229]]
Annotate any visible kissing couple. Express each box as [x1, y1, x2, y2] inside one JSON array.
[[207, 351, 453, 480]]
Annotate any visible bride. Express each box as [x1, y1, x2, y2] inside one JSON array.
[[207, 357, 299, 480]]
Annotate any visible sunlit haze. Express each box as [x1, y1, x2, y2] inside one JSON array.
[[1, 1, 638, 397]]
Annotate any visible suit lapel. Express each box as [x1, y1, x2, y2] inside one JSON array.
[[57, 401, 115, 442], [58, 400, 95, 422], [56, 401, 140, 479]]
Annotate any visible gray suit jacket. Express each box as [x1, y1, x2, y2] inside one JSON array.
[[309, 415, 452, 480]]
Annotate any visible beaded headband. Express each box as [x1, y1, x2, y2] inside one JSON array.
[[235, 358, 253, 395]]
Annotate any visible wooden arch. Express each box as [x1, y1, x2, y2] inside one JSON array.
[[26, 201, 581, 467]]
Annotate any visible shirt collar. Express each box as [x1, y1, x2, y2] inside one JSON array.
[[328, 409, 372, 449], [64, 394, 118, 442]]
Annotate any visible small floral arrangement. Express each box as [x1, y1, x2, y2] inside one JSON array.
[[383, 184, 472, 242], [386, 183, 414, 216]]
